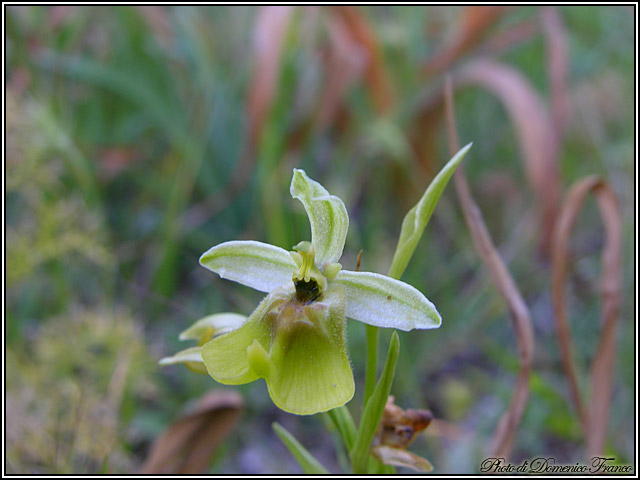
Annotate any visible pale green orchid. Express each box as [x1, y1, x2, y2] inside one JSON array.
[[179, 169, 441, 416]]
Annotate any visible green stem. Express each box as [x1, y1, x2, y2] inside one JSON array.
[[350, 332, 400, 474], [327, 406, 357, 451], [359, 233, 415, 469], [364, 324, 379, 406], [363, 243, 407, 417]]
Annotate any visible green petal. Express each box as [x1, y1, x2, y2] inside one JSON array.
[[201, 286, 293, 385], [159, 346, 208, 375], [260, 285, 354, 415], [388, 143, 471, 279], [290, 169, 349, 266], [333, 271, 441, 331], [200, 240, 297, 293], [179, 313, 247, 345]]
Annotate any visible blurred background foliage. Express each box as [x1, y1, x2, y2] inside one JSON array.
[[5, 5, 635, 474]]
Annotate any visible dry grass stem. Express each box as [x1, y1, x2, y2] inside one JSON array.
[[444, 75, 535, 459], [551, 176, 622, 458]]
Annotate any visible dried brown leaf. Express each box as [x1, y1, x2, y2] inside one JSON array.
[[248, 6, 295, 146], [376, 396, 433, 449], [372, 445, 433, 473], [140, 390, 244, 474], [456, 58, 561, 257], [330, 6, 394, 112], [370, 397, 435, 472], [424, 6, 507, 76], [551, 176, 622, 458], [445, 76, 534, 459], [317, 11, 367, 129], [409, 92, 445, 177], [541, 7, 570, 139]]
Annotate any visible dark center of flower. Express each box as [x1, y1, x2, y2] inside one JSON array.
[[294, 278, 321, 304], [291, 241, 326, 304]]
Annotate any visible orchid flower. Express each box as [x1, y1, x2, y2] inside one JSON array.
[[174, 169, 441, 416]]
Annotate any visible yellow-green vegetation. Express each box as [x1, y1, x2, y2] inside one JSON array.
[[6, 308, 154, 474], [6, 93, 110, 287]]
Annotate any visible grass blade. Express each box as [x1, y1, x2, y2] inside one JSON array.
[[551, 176, 622, 457], [456, 58, 561, 256], [272, 422, 330, 474], [327, 406, 357, 452], [350, 331, 400, 474], [388, 143, 471, 280], [445, 75, 534, 459]]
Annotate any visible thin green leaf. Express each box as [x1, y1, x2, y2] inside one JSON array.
[[363, 324, 379, 405], [327, 406, 357, 451], [35, 51, 183, 140], [290, 169, 349, 266], [350, 332, 400, 474], [272, 422, 330, 474], [388, 143, 472, 279]]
